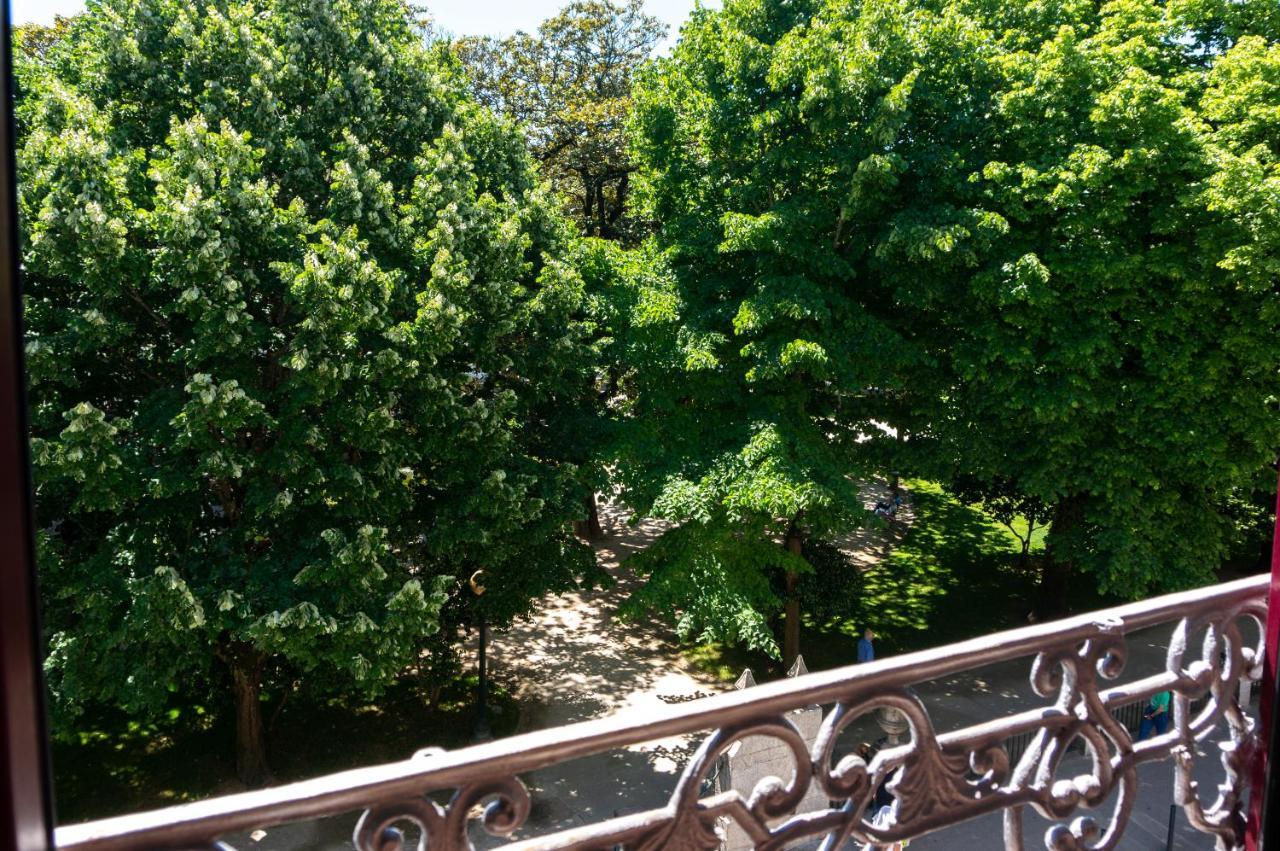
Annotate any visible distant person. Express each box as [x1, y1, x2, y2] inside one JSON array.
[[871, 793, 910, 849], [858, 628, 876, 663], [1138, 691, 1171, 740], [874, 769, 895, 811]]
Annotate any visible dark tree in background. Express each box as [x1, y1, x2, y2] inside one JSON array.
[[12, 15, 73, 61], [456, 0, 667, 243]]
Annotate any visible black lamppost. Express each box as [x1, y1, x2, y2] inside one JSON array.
[[469, 569, 492, 741]]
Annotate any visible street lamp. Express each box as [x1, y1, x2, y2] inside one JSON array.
[[469, 569, 492, 742]]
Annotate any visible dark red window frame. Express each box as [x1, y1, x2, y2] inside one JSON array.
[[0, 1, 55, 849]]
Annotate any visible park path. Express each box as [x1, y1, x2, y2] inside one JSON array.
[[491, 475, 913, 735], [233, 485, 914, 849], [481, 484, 914, 841], [231, 502, 727, 851], [480, 501, 722, 839], [476, 484, 1221, 850], [489, 502, 711, 733], [228, 482, 1209, 850]]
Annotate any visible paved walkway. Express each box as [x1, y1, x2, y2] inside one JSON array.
[[483, 486, 915, 840], [231, 501, 726, 850], [227, 488, 1247, 850], [483, 502, 724, 839]]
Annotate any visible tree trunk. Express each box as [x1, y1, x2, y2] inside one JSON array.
[[581, 174, 596, 234], [890, 430, 904, 497], [1018, 519, 1037, 569], [595, 181, 608, 239], [783, 532, 803, 669], [585, 492, 603, 539], [573, 493, 605, 540], [607, 173, 630, 231], [224, 644, 271, 787], [1040, 497, 1082, 617]]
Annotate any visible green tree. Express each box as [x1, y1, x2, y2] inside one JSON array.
[[13, 15, 75, 62], [1218, 466, 1278, 570], [456, 0, 667, 242], [20, 0, 597, 785], [620, 0, 963, 666], [953, 477, 1051, 568], [924, 0, 1280, 605], [626, 0, 1280, 648]]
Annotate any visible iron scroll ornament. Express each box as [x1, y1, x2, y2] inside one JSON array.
[[49, 577, 1269, 851], [344, 602, 1263, 851]]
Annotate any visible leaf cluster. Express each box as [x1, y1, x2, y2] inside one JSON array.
[[615, 0, 1280, 650], [20, 0, 602, 729]]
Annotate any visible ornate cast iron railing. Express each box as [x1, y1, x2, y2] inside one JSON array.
[[55, 575, 1267, 851]]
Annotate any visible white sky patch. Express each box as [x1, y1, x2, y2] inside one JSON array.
[[11, 0, 721, 52]]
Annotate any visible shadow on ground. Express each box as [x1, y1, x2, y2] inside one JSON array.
[[686, 480, 1059, 680]]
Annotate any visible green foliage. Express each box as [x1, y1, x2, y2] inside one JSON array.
[[1219, 466, 1278, 567], [19, 0, 1280, 793], [628, 0, 1280, 611], [574, 236, 682, 409], [684, 481, 1051, 680], [20, 0, 599, 778], [790, 539, 862, 628], [622, 521, 789, 656], [952, 476, 1053, 561], [929, 0, 1280, 596], [455, 0, 667, 242], [872, 482, 1042, 648], [13, 15, 75, 62], [617, 0, 975, 657], [50, 672, 519, 823]]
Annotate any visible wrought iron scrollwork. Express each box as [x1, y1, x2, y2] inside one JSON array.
[[52, 577, 1268, 851], [352, 774, 531, 851], [621, 596, 1265, 851]]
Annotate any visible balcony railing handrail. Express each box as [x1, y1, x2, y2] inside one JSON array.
[[54, 573, 1269, 851]]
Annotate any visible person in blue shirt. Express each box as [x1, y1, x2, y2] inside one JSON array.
[[857, 628, 875, 663]]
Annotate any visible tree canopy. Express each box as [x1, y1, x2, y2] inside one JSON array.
[[456, 0, 667, 242], [920, 0, 1280, 599], [620, 0, 1280, 658], [618, 0, 933, 664], [17, 0, 1280, 790], [20, 0, 599, 785]]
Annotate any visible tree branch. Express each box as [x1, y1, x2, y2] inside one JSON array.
[[124, 285, 172, 331]]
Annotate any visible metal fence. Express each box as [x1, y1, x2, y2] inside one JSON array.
[[55, 576, 1267, 851], [1001, 693, 1213, 768]]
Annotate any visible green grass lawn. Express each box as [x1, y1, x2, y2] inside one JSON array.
[[999, 513, 1050, 555], [685, 480, 1111, 683], [51, 673, 517, 824]]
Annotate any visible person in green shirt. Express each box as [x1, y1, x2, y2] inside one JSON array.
[[1138, 691, 1171, 740]]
